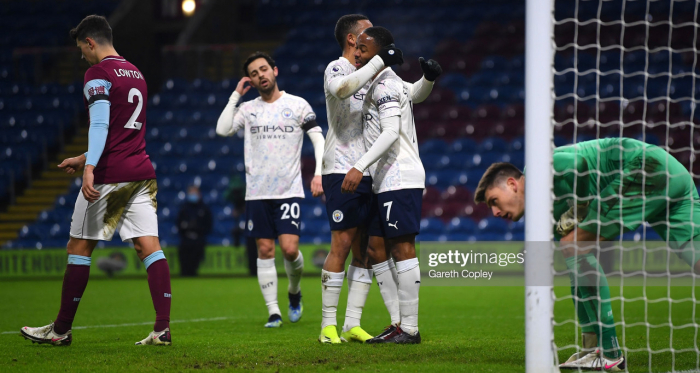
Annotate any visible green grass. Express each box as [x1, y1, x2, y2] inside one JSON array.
[[0, 275, 698, 372]]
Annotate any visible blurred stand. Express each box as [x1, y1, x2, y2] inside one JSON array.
[[177, 185, 212, 276]]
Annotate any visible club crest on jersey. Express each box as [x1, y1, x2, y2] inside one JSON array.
[[332, 210, 344, 223], [332, 66, 340, 73], [87, 86, 105, 97], [282, 108, 293, 119], [248, 220, 254, 231]]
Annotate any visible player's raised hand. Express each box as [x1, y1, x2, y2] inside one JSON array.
[[377, 44, 404, 67], [341, 168, 363, 194], [419, 57, 442, 81], [81, 165, 101, 203], [58, 154, 86, 175], [311, 175, 324, 197], [235, 77, 252, 96]]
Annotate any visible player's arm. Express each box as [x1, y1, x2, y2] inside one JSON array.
[[57, 153, 86, 174], [300, 106, 325, 197], [79, 76, 113, 203], [342, 81, 402, 193], [326, 44, 404, 100], [404, 57, 442, 104], [553, 152, 591, 237], [342, 115, 400, 194], [216, 77, 250, 136]]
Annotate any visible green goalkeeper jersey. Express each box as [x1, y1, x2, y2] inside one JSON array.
[[551, 138, 700, 249]]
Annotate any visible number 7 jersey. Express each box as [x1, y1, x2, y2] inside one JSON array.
[[82, 55, 156, 184]]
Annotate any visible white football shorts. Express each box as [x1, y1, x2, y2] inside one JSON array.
[[70, 179, 159, 242]]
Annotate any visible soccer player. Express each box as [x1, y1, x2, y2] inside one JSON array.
[[473, 137, 700, 370], [320, 15, 441, 344], [341, 26, 429, 344], [20, 15, 172, 346], [216, 52, 325, 328]]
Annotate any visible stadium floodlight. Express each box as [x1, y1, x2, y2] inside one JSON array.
[[525, 0, 556, 371]]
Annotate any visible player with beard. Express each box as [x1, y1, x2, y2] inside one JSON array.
[[216, 52, 325, 328], [319, 14, 442, 344]]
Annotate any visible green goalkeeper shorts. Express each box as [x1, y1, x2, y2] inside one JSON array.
[[579, 146, 700, 266]]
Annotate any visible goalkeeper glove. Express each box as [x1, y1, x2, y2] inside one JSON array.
[[377, 44, 404, 66], [419, 57, 442, 81], [556, 202, 589, 237]]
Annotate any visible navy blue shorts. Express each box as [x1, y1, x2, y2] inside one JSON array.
[[368, 189, 423, 239], [245, 198, 302, 239], [322, 174, 374, 231]]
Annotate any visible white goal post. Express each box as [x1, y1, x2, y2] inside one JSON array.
[[524, 0, 556, 371]]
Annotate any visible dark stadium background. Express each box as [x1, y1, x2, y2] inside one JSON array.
[[1, 0, 696, 252]]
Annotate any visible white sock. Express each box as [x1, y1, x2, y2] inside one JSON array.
[[257, 258, 281, 317], [321, 269, 344, 329], [343, 265, 372, 332], [284, 251, 304, 294], [372, 259, 400, 326], [389, 258, 399, 286], [396, 258, 420, 335]]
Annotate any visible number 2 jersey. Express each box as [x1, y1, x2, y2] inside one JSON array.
[[220, 92, 320, 201], [82, 55, 155, 184]]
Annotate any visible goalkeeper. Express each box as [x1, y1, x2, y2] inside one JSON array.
[[475, 137, 700, 371]]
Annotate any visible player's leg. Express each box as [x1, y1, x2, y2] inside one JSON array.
[[20, 237, 97, 346], [246, 199, 283, 327], [257, 238, 282, 327], [562, 287, 598, 364], [22, 183, 123, 345], [319, 174, 368, 343], [110, 179, 172, 345], [340, 227, 374, 342], [132, 236, 172, 345], [371, 189, 423, 344], [366, 232, 401, 342], [559, 231, 620, 365], [21, 182, 121, 345], [386, 234, 421, 344], [279, 233, 304, 323], [275, 198, 305, 324], [320, 228, 354, 343]]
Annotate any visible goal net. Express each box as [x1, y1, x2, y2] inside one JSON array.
[[527, 0, 700, 371]]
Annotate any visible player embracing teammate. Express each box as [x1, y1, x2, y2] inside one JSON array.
[[320, 15, 442, 344]]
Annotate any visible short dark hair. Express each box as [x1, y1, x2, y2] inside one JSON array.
[[362, 26, 394, 49], [334, 14, 369, 49], [242, 52, 276, 76], [474, 162, 523, 204], [69, 15, 112, 45]]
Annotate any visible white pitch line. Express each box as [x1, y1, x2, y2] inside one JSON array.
[[1, 316, 232, 335]]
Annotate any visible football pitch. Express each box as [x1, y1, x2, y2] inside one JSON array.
[[1, 276, 698, 372]]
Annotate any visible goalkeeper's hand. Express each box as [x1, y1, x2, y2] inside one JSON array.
[[419, 57, 442, 81], [58, 154, 86, 175], [556, 202, 589, 237], [377, 44, 404, 67]]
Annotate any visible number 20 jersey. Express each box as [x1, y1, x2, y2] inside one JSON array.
[[82, 55, 156, 184]]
